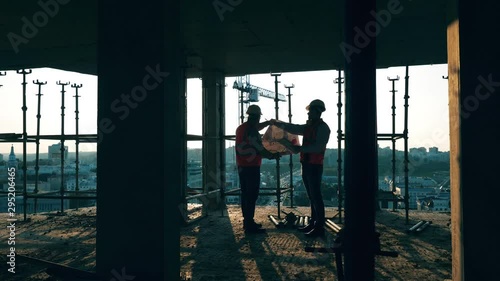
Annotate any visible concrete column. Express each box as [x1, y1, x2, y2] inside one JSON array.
[[97, 1, 183, 280], [447, 1, 500, 280], [202, 71, 225, 210], [343, 0, 377, 280]]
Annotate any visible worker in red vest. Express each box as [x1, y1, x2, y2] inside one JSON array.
[[270, 99, 331, 237], [236, 104, 280, 234]]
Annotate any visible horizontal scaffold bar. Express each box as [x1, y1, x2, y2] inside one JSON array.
[[26, 195, 97, 200], [185, 189, 220, 200], [27, 134, 98, 141]]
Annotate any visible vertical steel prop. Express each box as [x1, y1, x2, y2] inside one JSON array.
[[17, 69, 32, 220], [334, 69, 344, 223], [72, 83, 83, 210], [271, 73, 282, 218], [388, 76, 400, 212], [239, 79, 244, 124], [33, 79, 47, 214], [57, 81, 70, 213], [284, 83, 295, 208], [404, 66, 410, 224]]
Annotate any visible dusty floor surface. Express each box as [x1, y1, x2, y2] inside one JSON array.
[[0, 205, 452, 281]]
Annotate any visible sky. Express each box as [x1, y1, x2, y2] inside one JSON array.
[[189, 64, 449, 152], [0, 64, 449, 157]]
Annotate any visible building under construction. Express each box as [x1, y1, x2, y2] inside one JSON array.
[[1, 1, 499, 280]]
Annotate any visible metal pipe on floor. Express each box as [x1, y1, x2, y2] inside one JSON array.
[[416, 221, 432, 233], [268, 214, 284, 228], [298, 216, 304, 227], [326, 219, 342, 233], [407, 220, 425, 233]]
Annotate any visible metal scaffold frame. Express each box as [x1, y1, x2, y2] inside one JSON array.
[[188, 73, 297, 227], [0, 70, 97, 221], [335, 67, 411, 224]]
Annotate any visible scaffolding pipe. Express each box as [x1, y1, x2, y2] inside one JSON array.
[[335, 69, 344, 223], [26, 134, 97, 141], [26, 195, 97, 200], [268, 214, 284, 228], [404, 66, 410, 224], [17, 69, 32, 221], [298, 216, 304, 227], [388, 76, 400, 212], [185, 189, 220, 201], [416, 220, 432, 232], [406, 220, 425, 233], [326, 219, 342, 233], [224, 187, 241, 195], [271, 73, 282, 219], [57, 81, 70, 214], [239, 87, 244, 124], [285, 84, 295, 208], [72, 83, 82, 210], [326, 218, 342, 229], [33, 80, 47, 214]]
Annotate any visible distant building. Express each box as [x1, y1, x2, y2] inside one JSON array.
[[397, 187, 437, 209], [8, 145, 18, 170], [407, 176, 438, 187], [417, 191, 450, 212], [417, 147, 427, 153], [48, 143, 68, 161], [429, 147, 439, 154]]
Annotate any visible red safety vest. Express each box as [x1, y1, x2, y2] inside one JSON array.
[[235, 122, 262, 167], [300, 120, 326, 165]]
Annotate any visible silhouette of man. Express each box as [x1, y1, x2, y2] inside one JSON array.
[[270, 99, 331, 237]]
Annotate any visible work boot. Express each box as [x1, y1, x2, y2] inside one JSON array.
[[243, 220, 262, 230], [244, 225, 266, 234], [304, 226, 325, 238], [297, 222, 315, 233]]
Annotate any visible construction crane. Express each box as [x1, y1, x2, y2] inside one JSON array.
[[233, 75, 286, 123]]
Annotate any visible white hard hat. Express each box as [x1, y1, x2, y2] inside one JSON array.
[[246, 104, 262, 116], [306, 99, 326, 112]]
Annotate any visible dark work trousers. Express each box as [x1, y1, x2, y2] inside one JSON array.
[[301, 162, 325, 227], [238, 166, 261, 226]]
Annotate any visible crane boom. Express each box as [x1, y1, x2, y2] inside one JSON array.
[[233, 80, 286, 102]]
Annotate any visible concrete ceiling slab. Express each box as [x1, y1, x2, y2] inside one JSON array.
[[0, 0, 447, 77]]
